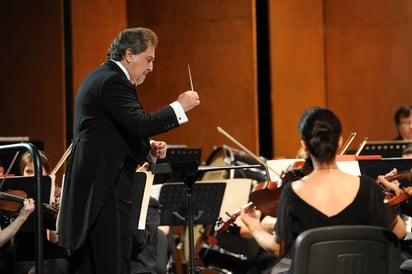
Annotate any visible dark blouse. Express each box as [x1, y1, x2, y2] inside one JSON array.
[[274, 175, 398, 256]]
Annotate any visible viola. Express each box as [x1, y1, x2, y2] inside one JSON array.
[[214, 160, 307, 233]]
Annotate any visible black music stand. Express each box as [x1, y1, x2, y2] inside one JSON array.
[[158, 182, 226, 226], [358, 140, 412, 158], [358, 158, 412, 185], [153, 147, 201, 184], [150, 161, 261, 274]]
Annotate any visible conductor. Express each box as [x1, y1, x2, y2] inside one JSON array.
[[57, 27, 200, 274]]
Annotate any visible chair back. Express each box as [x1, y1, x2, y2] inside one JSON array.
[[291, 225, 400, 274]]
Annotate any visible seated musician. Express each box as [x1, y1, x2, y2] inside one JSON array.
[[0, 199, 34, 247], [130, 146, 170, 274], [130, 196, 169, 274], [0, 198, 34, 273], [12, 150, 70, 274], [376, 143, 412, 217], [377, 168, 412, 221], [238, 215, 278, 273], [241, 107, 406, 274], [394, 104, 412, 141]]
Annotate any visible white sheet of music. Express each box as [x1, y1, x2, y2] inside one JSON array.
[[266, 159, 305, 181], [267, 158, 361, 178], [137, 171, 154, 230], [336, 161, 361, 176]]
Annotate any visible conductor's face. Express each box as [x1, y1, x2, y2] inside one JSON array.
[[125, 44, 155, 86]]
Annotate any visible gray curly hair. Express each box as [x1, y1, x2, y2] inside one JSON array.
[[107, 27, 158, 61]]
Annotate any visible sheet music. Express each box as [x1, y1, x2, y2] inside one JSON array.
[[266, 159, 305, 181], [137, 171, 154, 230], [151, 184, 162, 201], [336, 161, 361, 176], [267, 158, 361, 177]]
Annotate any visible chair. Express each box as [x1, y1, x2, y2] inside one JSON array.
[[290, 225, 401, 274]]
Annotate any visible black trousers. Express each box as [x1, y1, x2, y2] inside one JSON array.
[[70, 168, 142, 274]]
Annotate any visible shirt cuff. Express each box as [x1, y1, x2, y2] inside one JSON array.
[[147, 140, 157, 163], [147, 153, 157, 164], [170, 101, 188, 124]]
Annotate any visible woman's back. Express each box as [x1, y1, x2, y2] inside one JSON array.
[[292, 169, 360, 217]]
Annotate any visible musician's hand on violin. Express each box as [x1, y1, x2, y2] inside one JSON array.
[[150, 140, 167, 159], [240, 207, 262, 232], [19, 198, 35, 220], [377, 169, 403, 196]]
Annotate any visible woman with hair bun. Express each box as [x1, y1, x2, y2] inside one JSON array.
[[241, 107, 406, 274]]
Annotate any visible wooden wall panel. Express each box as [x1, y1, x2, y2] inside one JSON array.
[[4, 0, 412, 179], [71, 0, 128, 96], [269, 0, 412, 157], [127, 0, 259, 163], [325, 0, 412, 151], [269, 0, 326, 158], [0, 0, 66, 177]]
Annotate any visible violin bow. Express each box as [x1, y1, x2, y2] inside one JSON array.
[[355, 137, 368, 157], [217, 126, 281, 177], [53, 143, 74, 233], [339, 132, 357, 155], [49, 142, 73, 177], [0, 151, 20, 189]]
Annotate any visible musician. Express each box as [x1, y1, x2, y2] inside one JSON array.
[[394, 104, 412, 140], [14, 150, 70, 274], [241, 107, 406, 274], [0, 199, 34, 248], [57, 27, 200, 274], [130, 197, 169, 274]]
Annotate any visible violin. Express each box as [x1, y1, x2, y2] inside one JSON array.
[[248, 160, 306, 217], [214, 160, 307, 233], [379, 169, 412, 206], [0, 189, 27, 214], [214, 202, 253, 233]]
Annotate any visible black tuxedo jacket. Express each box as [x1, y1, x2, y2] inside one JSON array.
[[58, 60, 179, 249]]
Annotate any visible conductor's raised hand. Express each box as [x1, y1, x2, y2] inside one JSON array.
[[177, 91, 200, 112]]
